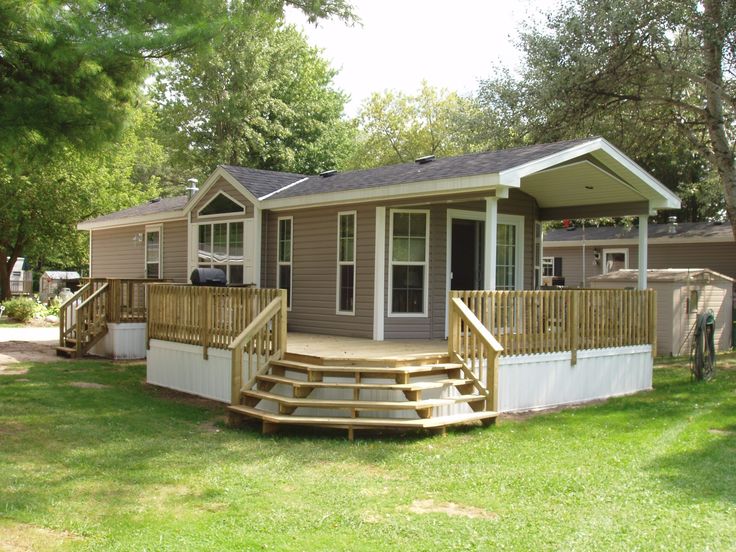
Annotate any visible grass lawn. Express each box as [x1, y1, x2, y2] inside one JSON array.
[[1, 355, 734, 551]]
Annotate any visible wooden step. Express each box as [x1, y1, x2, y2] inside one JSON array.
[[283, 351, 451, 368], [56, 346, 77, 358], [256, 374, 473, 392], [241, 388, 485, 412], [228, 404, 498, 430], [270, 358, 462, 378]]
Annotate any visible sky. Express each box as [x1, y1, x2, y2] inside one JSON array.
[[285, 0, 561, 116]]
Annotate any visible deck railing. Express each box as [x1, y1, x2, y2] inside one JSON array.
[[147, 285, 283, 359], [450, 289, 656, 362], [85, 278, 168, 323], [229, 290, 288, 405], [448, 297, 503, 412]]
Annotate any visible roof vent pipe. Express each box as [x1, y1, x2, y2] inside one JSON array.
[[415, 155, 436, 164], [668, 215, 678, 234], [186, 178, 199, 199]]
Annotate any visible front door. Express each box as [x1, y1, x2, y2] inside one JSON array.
[[450, 219, 484, 290]]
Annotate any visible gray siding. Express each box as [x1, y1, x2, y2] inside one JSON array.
[[190, 177, 254, 223], [262, 205, 376, 338], [545, 241, 736, 287], [91, 225, 146, 278], [90, 221, 188, 282], [162, 219, 189, 282]]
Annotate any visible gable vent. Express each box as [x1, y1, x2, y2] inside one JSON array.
[[320, 169, 338, 178], [415, 155, 435, 164]]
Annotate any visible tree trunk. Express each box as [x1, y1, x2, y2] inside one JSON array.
[[702, 0, 736, 241], [0, 254, 15, 302]]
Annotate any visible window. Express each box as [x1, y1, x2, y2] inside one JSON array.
[[197, 222, 245, 284], [390, 210, 428, 315], [278, 217, 293, 308], [337, 212, 356, 314], [145, 226, 161, 278], [542, 257, 555, 277], [496, 223, 517, 290], [534, 221, 543, 289], [689, 289, 699, 313], [198, 192, 245, 217], [603, 249, 628, 274]]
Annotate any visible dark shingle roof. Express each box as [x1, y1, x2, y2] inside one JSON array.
[[84, 196, 188, 224], [545, 222, 733, 242], [220, 165, 307, 198], [264, 138, 595, 200]]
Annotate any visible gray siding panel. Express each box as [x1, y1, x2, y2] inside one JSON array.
[[163, 220, 189, 282], [262, 205, 375, 338], [91, 226, 146, 278]]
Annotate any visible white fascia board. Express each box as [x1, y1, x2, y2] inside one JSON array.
[[498, 138, 681, 210], [544, 236, 733, 248], [77, 212, 186, 231], [261, 173, 504, 211], [182, 166, 261, 216]]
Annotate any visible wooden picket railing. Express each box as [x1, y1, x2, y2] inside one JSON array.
[[447, 297, 503, 412], [73, 283, 109, 356], [147, 285, 283, 359], [59, 282, 92, 347], [450, 289, 656, 362], [229, 290, 288, 405]]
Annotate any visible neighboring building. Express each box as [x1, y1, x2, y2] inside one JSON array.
[[589, 269, 733, 356], [78, 137, 680, 341], [39, 271, 81, 302], [7, 257, 32, 295], [543, 222, 736, 287]]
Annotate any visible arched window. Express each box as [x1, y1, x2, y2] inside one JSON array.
[[198, 193, 245, 217]]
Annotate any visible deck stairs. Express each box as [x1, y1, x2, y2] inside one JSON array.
[[56, 282, 109, 359], [228, 351, 498, 438]]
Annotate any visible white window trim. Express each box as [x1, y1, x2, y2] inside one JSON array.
[[196, 190, 246, 219], [542, 256, 555, 276], [144, 224, 163, 279], [336, 211, 357, 315], [497, 214, 525, 290], [602, 248, 629, 274], [277, 216, 293, 311], [388, 208, 430, 318]]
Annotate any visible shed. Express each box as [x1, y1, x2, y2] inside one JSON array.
[[40, 271, 81, 302], [7, 257, 32, 295], [589, 269, 733, 356]]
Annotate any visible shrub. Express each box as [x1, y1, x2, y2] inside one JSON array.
[[1, 297, 37, 322], [46, 297, 62, 317]]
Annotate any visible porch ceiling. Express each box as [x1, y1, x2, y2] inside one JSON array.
[[520, 159, 646, 209]]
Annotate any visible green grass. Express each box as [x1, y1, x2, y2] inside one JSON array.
[[1, 355, 735, 551]]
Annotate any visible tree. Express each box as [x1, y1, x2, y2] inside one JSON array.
[[0, 107, 166, 300], [153, 10, 355, 183], [347, 82, 479, 169], [478, 0, 735, 230]]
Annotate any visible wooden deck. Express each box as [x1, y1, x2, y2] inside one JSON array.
[[285, 333, 446, 360]]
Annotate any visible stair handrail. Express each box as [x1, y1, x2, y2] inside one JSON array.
[[228, 290, 287, 405], [448, 297, 503, 412], [59, 283, 91, 347], [74, 283, 109, 357]]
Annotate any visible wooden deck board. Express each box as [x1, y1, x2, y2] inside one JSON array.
[[286, 333, 446, 360]]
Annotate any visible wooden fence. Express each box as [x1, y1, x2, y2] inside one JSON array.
[[147, 285, 283, 358], [450, 289, 656, 361]]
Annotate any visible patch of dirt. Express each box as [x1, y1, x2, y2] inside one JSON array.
[[407, 499, 499, 521], [708, 428, 735, 436], [68, 381, 111, 389], [0, 340, 62, 366], [0, 521, 80, 551], [0, 366, 29, 376], [199, 417, 226, 433], [0, 421, 27, 436], [145, 383, 225, 412]]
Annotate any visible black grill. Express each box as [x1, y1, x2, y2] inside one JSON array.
[[190, 268, 227, 287]]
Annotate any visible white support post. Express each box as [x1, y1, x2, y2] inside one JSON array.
[[373, 207, 386, 341], [484, 197, 498, 290], [253, 207, 262, 287], [638, 214, 648, 290]]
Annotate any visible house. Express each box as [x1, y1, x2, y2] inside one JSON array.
[[589, 268, 732, 356], [39, 271, 81, 302], [73, 137, 681, 435], [7, 258, 32, 296], [542, 221, 736, 287]]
